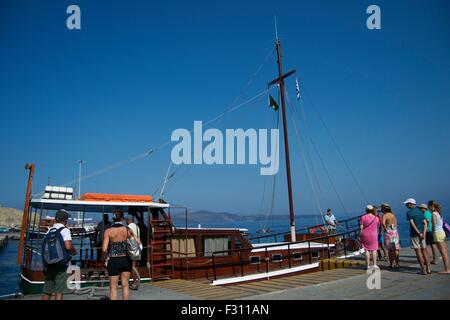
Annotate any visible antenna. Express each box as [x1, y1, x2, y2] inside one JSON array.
[[159, 161, 173, 199], [274, 15, 278, 40]]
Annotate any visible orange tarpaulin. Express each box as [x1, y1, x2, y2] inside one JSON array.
[[80, 193, 153, 203]]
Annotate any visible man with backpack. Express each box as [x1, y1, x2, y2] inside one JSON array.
[[41, 209, 77, 300]]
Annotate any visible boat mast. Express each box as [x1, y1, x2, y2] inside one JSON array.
[[17, 163, 35, 264], [268, 25, 297, 242], [276, 39, 296, 242]]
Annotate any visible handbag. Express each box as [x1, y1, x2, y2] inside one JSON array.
[[126, 228, 143, 261], [443, 219, 450, 238]]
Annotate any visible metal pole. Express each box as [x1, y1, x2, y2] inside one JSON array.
[[160, 161, 172, 199], [17, 163, 35, 265], [212, 253, 216, 281], [77, 160, 83, 198], [343, 233, 347, 258], [275, 39, 296, 242], [77, 160, 83, 224]]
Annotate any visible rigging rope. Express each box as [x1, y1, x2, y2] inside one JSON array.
[[301, 86, 370, 204], [32, 86, 276, 198], [261, 110, 280, 232], [290, 89, 348, 213], [284, 89, 324, 217]]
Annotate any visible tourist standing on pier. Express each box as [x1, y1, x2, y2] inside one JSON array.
[[380, 203, 401, 268], [419, 204, 438, 265], [375, 206, 388, 261], [429, 201, 450, 274], [42, 209, 77, 300], [404, 198, 430, 275], [126, 215, 141, 290], [359, 205, 380, 269], [102, 210, 132, 300]]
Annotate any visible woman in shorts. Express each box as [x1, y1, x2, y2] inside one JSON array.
[[430, 202, 450, 274], [102, 210, 132, 300]]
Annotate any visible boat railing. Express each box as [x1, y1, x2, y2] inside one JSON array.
[[248, 214, 363, 244], [210, 226, 362, 281]]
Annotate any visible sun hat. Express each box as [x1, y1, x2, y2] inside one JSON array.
[[403, 198, 416, 205]]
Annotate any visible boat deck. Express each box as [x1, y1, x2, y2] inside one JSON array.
[[19, 241, 450, 300]]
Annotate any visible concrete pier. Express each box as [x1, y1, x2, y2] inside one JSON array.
[[21, 241, 450, 300]]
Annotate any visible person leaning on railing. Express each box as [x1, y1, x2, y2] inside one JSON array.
[[324, 209, 339, 235]]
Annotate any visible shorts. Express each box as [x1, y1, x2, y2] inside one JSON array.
[[410, 236, 426, 249], [433, 230, 446, 243], [425, 232, 434, 246], [378, 234, 384, 245], [107, 256, 132, 276], [43, 266, 69, 295]]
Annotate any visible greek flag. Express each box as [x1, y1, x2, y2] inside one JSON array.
[[295, 77, 300, 100]]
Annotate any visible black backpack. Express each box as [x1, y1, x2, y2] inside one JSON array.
[[41, 227, 71, 268]]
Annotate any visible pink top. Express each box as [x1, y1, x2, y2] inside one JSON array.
[[360, 214, 380, 251]]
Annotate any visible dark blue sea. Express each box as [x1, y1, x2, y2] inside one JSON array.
[[0, 215, 411, 297]]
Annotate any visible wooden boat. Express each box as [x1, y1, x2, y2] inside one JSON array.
[[17, 190, 361, 294]]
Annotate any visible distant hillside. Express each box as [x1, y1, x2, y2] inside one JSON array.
[[170, 210, 318, 224], [0, 207, 23, 227]]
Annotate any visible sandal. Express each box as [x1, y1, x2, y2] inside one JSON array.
[[417, 271, 427, 275]]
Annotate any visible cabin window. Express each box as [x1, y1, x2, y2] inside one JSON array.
[[203, 236, 230, 256], [293, 252, 302, 261], [249, 256, 261, 265], [311, 251, 320, 259], [272, 254, 283, 262], [171, 237, 196, 258]]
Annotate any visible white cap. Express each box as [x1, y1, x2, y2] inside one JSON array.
[[403, 198, 416, 205], [418, 204, 428, 209], [366, 205, 374, 210]]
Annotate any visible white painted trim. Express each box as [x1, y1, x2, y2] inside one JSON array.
[[336, 249, 364, 259], [20, 273, 151, 285], [251, 241, 335, 253], [30, 198, 170, 208], [211, 262, 320, 286]]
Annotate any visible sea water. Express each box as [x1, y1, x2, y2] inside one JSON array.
[[0, 216, 413, 297]]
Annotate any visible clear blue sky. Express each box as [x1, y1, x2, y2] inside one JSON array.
[[1, 0, 449, 218]]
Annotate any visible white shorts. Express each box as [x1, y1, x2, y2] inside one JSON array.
[[410, 236, 426, 249]]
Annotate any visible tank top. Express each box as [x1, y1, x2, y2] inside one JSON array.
[[433, 211, 444, 232], [108, 223, 127, 257]]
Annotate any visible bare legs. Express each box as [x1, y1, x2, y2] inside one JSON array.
[[414, 248, 430, 274], [130, 262, 141, 290], [436, 241, 450, 274], [428, 244, 438, 264], [365, 250, 378, 269], [121, 272, 130, 300], [41, 293, 63, 300], [109, 273, 131, 300], [109, 275, 119, 300], [387, 248, 400, 268]]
